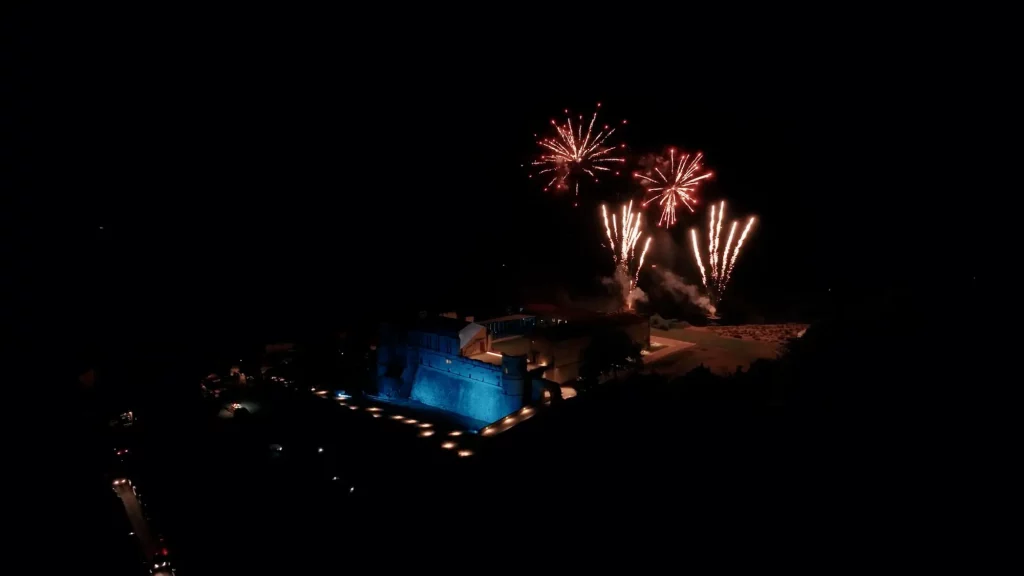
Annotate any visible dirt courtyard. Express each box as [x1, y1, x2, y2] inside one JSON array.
[[646, 324, 808, 377]]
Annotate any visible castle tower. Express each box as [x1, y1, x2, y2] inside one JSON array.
[[500, 354, 530, 409]]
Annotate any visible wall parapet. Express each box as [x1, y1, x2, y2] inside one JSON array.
[[416, 350, 502, 387]]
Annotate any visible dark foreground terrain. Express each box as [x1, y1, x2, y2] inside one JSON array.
[[62, 376, 916, 574]]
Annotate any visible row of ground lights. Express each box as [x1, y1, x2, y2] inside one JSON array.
[[480, 405, 536, 437], [331, 393, 473, 457]]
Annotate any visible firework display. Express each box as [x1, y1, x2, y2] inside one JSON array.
[[602, 201, 653, 301], [527, 103, 759, 314], [533, 103, 626, 196], [690, 200, 755, 306], [635, 149, 712, 228]]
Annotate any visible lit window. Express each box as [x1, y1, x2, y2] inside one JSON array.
[[446, 359, 452, 364]]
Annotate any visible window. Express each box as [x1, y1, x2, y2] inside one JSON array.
[[445, 359, 452, 365]]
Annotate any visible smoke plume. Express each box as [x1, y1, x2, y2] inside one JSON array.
[[626, 285, 648, 309], [601, 266, 647, 311], [652, 268, 716, 315]]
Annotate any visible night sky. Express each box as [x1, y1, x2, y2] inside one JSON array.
[[11, 14, 962, 360]]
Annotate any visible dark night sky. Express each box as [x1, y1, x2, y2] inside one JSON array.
[[8, 11, 981, 358]]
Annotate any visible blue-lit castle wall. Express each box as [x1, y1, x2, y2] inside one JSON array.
[[409, 351, 527, 423], [376, 324, 528, 424]]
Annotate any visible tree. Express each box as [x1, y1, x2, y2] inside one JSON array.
[[578, 330, 643, 388]]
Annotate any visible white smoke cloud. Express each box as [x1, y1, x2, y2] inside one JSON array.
[[601, 266, 647, 311], [627, 285, 648, 309], [652, 268, 716, 316]]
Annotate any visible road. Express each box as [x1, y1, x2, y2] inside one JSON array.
[[113, 481, 158, 561]]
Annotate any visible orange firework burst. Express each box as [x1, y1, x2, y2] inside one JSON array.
[[533, 103, 626, 201], [690, 200, 756, 306], [602, 201, 652, 305], [636, 149, 712, 228]]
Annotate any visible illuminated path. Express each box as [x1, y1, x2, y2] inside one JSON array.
[[643, 335, 696, 364], [114, 480, 156, 557], [314, 387, 549, 455], [113, 479, 173, 573], [319, 390, 484, 457]]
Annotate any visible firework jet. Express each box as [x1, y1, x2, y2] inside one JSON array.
[[690, 228, 707, 287], [636, 149, 712, 227], [533, 103, 626, 198], [602, 201, 653, 308], [690, 200, 756, 307], [725, 217, 755, 286]]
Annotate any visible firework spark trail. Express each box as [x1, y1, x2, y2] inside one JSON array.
[[623, 200, 641, 263], [626, 215, 634, 260], [635, 237, 652, 287], [605, 201, 644, 272], [690, 229, 707, 288], [533, 104, 625, 194], [710, 201, 725, 281], [636, 150, 712, 228], [712, 203, 720, 280], [724, 217, 756, 284], [620, 202, 634, 263], [690, 202, 756, 307], [601, 203, 653, 305], [602, 204, 613, 245], [719, 221, 738, 284], [714, 201, 725, 278]]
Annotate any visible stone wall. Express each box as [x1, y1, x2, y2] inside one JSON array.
[[410, 364, 522, 424], [377, 324, 528, 424], [415, 350, 501, 386]]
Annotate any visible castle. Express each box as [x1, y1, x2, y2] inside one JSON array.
[[375, 316, 538, 424], [376, 307, 650, 425]]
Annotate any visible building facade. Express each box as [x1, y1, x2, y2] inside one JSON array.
[[376, 317, 531, 424]]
